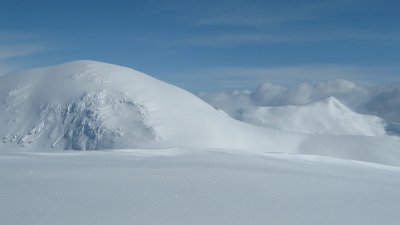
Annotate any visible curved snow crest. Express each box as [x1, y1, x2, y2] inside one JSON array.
[[0, 60, 303, 151], [238, 96, 387, 136], [0, 61, 165, 150]]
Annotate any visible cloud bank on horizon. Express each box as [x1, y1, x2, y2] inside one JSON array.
[[199, 79, 400, 124]]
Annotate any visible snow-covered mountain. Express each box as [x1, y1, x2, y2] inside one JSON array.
[[1, 60, 400, 166], [0, 60, 301, 151], [238, 96, 387, 136]]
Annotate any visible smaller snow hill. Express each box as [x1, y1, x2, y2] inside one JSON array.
[[237, 97, 387, 136]]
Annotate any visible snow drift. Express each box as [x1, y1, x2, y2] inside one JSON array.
[[2, 149, 400, 225], [0, 60, 399, 166]]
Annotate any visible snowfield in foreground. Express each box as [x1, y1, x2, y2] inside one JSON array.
[[1, 61, 400, 225], [1, 149, 400, 225]]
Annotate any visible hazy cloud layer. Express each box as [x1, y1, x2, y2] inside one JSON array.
[[182, 64, 399, 91], [362, 86, 400, 122], [194, 0, 363, 26], [200, 79, 400, 123], [0, 32, 47, 75]]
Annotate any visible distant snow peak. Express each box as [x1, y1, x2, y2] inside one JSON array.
[[323, 96, 341, 105], [238, 97, 386, 136]]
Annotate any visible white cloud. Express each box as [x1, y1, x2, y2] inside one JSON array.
[[199, 89, 255, 118], [195, 0, 354, 26], [191, 64, 398, 88], [0, 32, 47, 75], [202, 79, 367, 108], [362, 85, 400, 122], [0, 61, 20, 76], [139, 30, 400, 49], [0, 44, 44, 60], [192, 31, 400, 47], [130, 0, 400, 48], [201, 77, 400, 125]]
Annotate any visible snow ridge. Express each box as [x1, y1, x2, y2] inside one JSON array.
[[237, 96, 386, 136]]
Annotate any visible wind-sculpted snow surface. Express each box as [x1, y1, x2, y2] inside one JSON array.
[[0, 61, 400, 166], [1, 149, 400, 225]]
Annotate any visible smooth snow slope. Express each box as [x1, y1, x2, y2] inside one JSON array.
[[238, 97, 386, 136], [0, 60, 400, 166], [1, 149, 400, 225], [0, 61, 303, 151]]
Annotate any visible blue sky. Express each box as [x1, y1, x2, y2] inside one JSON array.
[[0, 0, 399, 91]]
